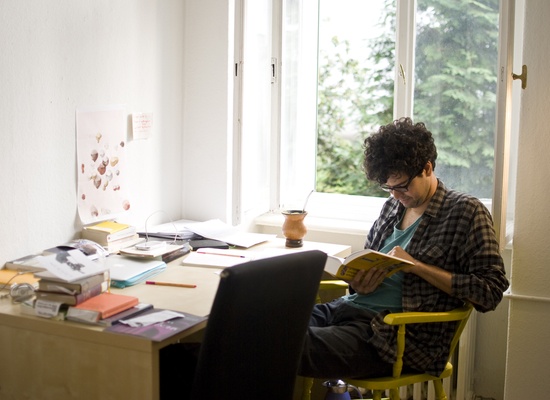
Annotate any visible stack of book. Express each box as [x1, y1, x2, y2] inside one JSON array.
[[34, 271, 109, 306], [119, 242, 191, 263], [31, 248, 110, 308], [81, 220, 142, 253]]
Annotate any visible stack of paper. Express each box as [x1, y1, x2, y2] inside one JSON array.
[[184, 219, 275, 248]]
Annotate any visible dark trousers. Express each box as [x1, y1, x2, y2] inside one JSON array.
[[298, 298, 394, 379], [159, 343, 200, 400]]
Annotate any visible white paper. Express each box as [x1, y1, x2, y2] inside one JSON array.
[[121, 310, 184, 327], [182, 249, 252, 268], [132, 112, 153, 140], [37, 249, 108, 282], [35, 300, 63, 318], [184, 219, 275, 248]]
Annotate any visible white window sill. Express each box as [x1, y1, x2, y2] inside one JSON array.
[[252, 192, 388, 252], [254, 211, 371, 236], [254, 210, 373, 253]]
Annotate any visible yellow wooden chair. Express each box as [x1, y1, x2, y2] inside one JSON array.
[[302, 281, 474, 400]]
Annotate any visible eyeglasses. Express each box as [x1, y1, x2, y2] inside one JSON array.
[[380, 170, 421, 193]]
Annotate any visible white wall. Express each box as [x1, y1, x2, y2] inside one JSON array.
[[504, 0, 550, 398], [181, 0, 235, 223], [0, 0, 185, 263]]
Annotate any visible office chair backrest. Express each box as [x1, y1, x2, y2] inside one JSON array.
[[190, 250, 327, 400]]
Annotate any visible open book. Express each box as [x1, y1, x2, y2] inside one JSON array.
[[324, 249, 414, 280]]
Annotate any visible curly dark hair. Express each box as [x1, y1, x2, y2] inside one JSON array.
[[363, 117, 437, 184]]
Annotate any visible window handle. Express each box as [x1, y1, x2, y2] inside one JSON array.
[[271, 57, 278, 84], [512, 64, 527, 89], [399, 64, 406, 85]]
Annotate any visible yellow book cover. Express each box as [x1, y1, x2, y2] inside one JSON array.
[[324, 249, 414, 280], [81, 221, 136, 244], [0, 269, 40, 288], [84, 220, 130, 234]]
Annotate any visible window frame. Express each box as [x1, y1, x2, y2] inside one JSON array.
[[235, 0, 516, 247]]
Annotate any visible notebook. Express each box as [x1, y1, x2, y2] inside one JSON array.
[[105, 255, 166, 288]]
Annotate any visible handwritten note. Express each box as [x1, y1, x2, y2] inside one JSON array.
[[132, 112, 153, 139]]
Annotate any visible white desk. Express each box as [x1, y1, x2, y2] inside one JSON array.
[[0, 239, 350, 400]]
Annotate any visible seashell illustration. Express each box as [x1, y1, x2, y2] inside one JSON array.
[[95, 132, 102, 143], [97, 164, 106, 175], [110, 157, 119, 167], [122, 200, 131, 211], [91, 149, 98, 162], [90, 206, 98, 217], [93, 175, 101, 189]]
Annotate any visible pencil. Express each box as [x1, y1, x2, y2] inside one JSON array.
[[145, 281, 197, 288]]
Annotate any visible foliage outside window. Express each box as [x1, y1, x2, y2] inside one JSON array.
[[315, 0, 499, 199]]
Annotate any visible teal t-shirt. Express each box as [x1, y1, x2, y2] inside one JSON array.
[[343, 215, 421, 313]]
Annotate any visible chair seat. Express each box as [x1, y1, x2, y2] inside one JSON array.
[[345, 362, 452, 391]]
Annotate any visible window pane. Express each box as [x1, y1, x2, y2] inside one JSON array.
[[241, 0, 272, 215], [413, 0, 500, 199], [280, 0, 319, 209], [316, 0, 395, 197]]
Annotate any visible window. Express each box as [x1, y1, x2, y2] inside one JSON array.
[[237, 0, 516, 245], [280, 0, 500, 201], [234, 0, 273, 225]]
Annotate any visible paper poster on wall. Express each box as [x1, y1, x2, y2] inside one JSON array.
[[76, 105, 131, 225]]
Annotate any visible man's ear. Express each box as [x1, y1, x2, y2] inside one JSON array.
[[424, 161, 434, 176]]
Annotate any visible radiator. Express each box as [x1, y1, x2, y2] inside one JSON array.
[[388, 311, 478, 400]]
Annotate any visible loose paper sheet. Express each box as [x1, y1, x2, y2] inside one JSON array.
[[120, 310, 184, 327], [132, 112, 153, 140], [182, 249, 252, 268]]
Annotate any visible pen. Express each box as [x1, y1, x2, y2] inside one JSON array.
[[196, 251, 246, 258], [145, 281, 197, 288]]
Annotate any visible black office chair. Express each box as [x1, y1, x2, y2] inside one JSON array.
[[190, 250, 327, 400]]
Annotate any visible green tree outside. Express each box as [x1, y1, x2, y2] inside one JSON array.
[[316, 0, 499, 198]]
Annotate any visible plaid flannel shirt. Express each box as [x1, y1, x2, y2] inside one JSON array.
[[366, 180, 509, 376]]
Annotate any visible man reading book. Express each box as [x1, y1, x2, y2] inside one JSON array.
[[298, 117, 509, 379]]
